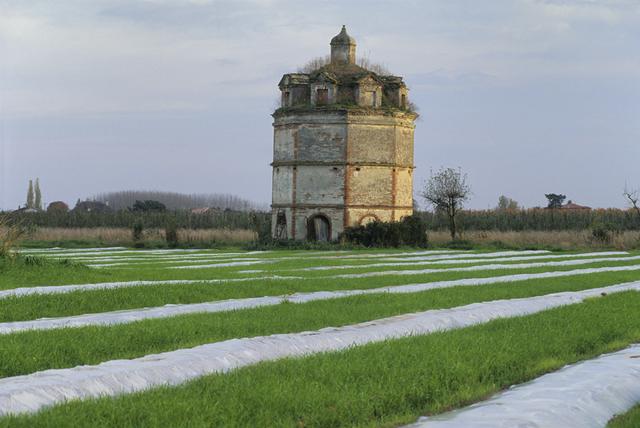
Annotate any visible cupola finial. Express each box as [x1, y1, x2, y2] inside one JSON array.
[[330, 26, 356, 65]]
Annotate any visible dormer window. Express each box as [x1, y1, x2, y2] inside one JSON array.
[[282, 91, 290, 107], [316, 89, 328, 105]]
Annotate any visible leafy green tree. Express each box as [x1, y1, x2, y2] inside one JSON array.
[[497, 195, 519, 211], [26, 180, 34, 209], [131, 200, 167, 212], [132, 221, 144, 247], [545, 193, 566, 209], [34, 178, 42, 210], [164, 218, 179, 248], [46, 201, 69, 214]]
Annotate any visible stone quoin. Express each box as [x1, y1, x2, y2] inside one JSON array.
[[271, 26, 418, 241]]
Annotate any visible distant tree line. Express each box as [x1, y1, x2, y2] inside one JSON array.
[[417, 208, 640, 232], [7, 204, 640, 234], [6, 210, 269, 230], [92, 191, 265, 211]]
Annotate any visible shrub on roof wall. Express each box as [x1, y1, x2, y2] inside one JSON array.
[[342, 215, 428, 248]]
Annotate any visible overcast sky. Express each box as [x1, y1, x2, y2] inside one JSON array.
[[1, 0, 639, 211]]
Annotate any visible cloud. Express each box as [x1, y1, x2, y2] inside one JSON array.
[[0, 0, 639, 209], [2, 0, 638, 116]]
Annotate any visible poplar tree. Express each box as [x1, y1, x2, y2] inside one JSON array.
[[34, 178, 42, 210], [26, 180, 34, 209]]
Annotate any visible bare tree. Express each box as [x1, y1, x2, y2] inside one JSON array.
[[623, 186, 640, 220], [356, 55, 390, 75], [421, 167, 471, 240], [298, 56, 331, 73]]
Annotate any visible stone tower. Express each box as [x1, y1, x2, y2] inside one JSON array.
[[271, 26, 417, 241]]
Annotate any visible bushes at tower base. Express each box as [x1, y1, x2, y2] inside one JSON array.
[[342, 215, 428, 247]]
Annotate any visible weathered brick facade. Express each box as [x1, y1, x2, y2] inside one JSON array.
[[271, 26, 417, 241]]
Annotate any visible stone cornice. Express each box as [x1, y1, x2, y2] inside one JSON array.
[[271, 160, 415, 169], [271, 203, 414, 210]]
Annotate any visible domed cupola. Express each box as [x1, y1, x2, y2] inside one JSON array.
[[330, 25, 356, 65]]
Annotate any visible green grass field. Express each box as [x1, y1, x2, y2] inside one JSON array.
[[608, 404, 640, 428], [1, 247, 639, 427]]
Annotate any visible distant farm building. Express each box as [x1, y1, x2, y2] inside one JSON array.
[[271, 26, 418, 241], [561, 201, 591, 210], [73, 200, 112, 213], [13, 207, 39, 214]]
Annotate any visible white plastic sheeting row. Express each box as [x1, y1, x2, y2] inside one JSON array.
[[63, 254, 266, 262], [0, 276, 300, 300], [166, 260, 270, 269], [82, 251, 633, 278], [52, 250, 269, 260], [19, 247, 127, 253], [5, 260, 640, 302], [407, 345, 640, 428], [381, 250, 559, 262], [86, 259, 262, 268], [5, 265, 640, 335], [31, 249, 457, 261], [311, 250, 467, 259], [1, 282, 638, 416], [332, 255, 640, 279], [301, 251, 628, 271], [89, 259, 268, 269], [22, 249, 207, 258], [299, 250, 549, 270]]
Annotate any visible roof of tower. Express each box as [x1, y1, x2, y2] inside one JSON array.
[[311, 62, 370, 80], [330, 25, 355, 45], [278, 73, 309, 88]]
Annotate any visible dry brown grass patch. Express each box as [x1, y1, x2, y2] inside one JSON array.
[[25, 227, 256, 244], [428, 230, 640, 250]]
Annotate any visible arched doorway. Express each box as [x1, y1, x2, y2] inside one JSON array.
[[307, 214, 331, 242], [274, 210, 288, 239]]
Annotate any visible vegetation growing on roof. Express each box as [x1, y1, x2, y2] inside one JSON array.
[[298, 54, 390, 75]]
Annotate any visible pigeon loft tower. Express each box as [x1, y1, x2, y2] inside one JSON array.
[[271, 26, 418, 241]]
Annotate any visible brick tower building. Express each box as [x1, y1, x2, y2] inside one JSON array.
[[271, 26, 418, 241]]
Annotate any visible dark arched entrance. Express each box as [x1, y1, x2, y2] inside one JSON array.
[[307, 214, 331, 242], [274, 210, 288, 240]]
